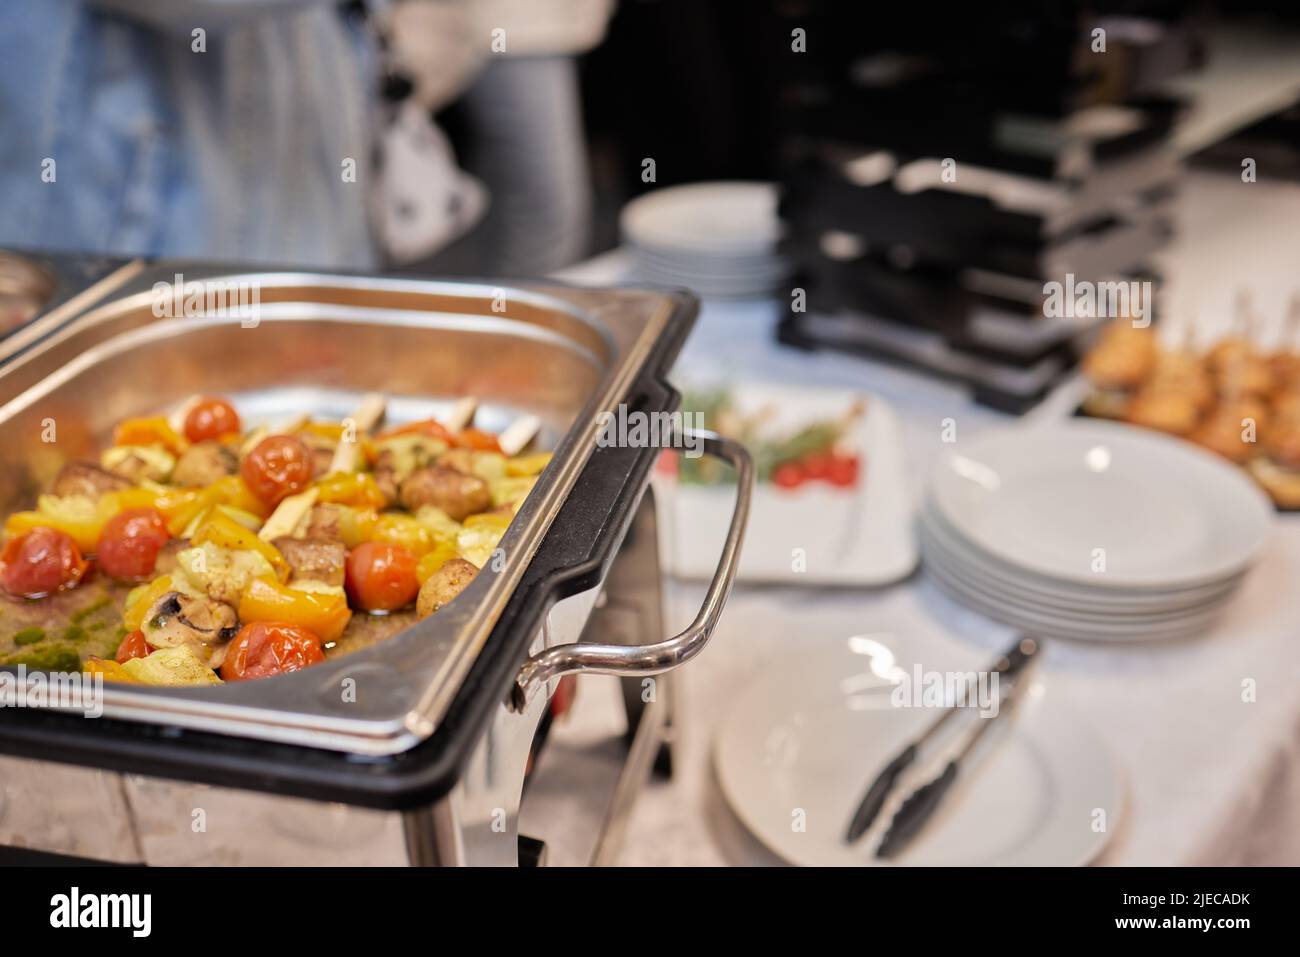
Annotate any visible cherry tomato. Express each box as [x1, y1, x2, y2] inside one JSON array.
[[183, 396, 242, 443], [241, 434, 313, 504], [115, 629, 150, 664], [0, 527, 88, 598], [456, 428, 501, 452], [220, 621, 324, 681], [97, 507, 169, 582], [802, 452, 834, 482], [828, 455, 860, 488], [772, 462, 806, 490], [346, 541, 419, 611]]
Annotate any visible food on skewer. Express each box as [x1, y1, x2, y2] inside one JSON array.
[[1269, 296, 1300, 391], [1190, 399, 1264, 465], [1082, 301, 1300, 507], [1079, 322, 1158, 418], [1124, 388, 1201, 437], [1249, 413, 1300, 508], [0, 394, 552, 686]]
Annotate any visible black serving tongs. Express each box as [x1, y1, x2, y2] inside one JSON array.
[[842, 637, 1041, 853]]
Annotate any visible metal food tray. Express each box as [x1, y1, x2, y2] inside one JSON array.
[[0, 268, 686, 757]]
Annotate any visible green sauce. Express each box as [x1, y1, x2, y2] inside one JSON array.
[[13, 627, 45, 646]]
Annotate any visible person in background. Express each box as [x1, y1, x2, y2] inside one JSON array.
[[0, 0, 380, 268], [0, 0, 613, 275], [383, 0, 615, 276]]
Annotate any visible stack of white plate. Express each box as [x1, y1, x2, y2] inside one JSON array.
[[921, 420, 1274, 642], [619, 181, 791, 298]]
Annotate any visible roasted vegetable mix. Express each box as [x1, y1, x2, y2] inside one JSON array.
[[0, 395, 548, 686]]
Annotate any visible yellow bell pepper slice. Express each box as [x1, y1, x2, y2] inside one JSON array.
[[6, 502, 101, 553], [370, 513, 434, 556], [191, 511, 289, 580], [4, 486, 179, 553], [299, 421, 345, 442], [112, 416, 189, 455], [506, 452, 552, 477], [205, 475, 272, 519], [334, 506, 378, 548], [123, 575, 175, 631], [100, 487, 164, 514], [84, 658, 141, 684], [463, 511, 512, 531], [237, 577, 351, 643], [151, 486, 214, 536], [314, 471, 386, 509], [415, 540, 460, 585]]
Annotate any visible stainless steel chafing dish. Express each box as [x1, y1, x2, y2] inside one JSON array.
[[0, 261, 752, 866]]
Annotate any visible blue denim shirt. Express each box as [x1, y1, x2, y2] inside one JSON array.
[[0, 1, 377, 268]]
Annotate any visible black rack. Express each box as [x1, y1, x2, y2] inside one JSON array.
[[769, 2, 1204, 412]]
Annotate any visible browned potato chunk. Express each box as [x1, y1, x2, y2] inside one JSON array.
[[416, 558, 478, 617], [272, 537, 346, 587], [51, 461, 131, 498], [399, 465, 490, 521], [172, 440, 238, 487]]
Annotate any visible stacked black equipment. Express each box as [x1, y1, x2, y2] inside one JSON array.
[[771, 3, 1204, 412]]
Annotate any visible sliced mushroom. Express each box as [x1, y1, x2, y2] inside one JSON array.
[[416, 558, 479, 617], [399, 465, 490, 520], [140, 591, 240, 669], [172, 440, 238, 487]]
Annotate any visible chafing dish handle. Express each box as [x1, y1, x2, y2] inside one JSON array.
[[511, 430, 752, 710]]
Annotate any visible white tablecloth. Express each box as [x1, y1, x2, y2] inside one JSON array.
[[542, 171, 1300, 866]]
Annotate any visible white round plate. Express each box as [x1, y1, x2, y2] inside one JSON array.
[[920, 532, 1237, 630], [929, 421, 1273, 589], [620, 181, 782, 255], [630, 251, 790, 279], [921, 548, 1231, 642], [921, 533, 1235, 627], [714, 641, 1124, 866], [918, 509, 1245, 614]]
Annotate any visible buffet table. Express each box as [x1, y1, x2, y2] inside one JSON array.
[[530, 170, 1300, 866]]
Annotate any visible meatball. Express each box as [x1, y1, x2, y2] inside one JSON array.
[[398, 465, 490, 520], [172, 440, 238, 487], [416, 558, 478, 617], [50, 461, 131, 499]]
